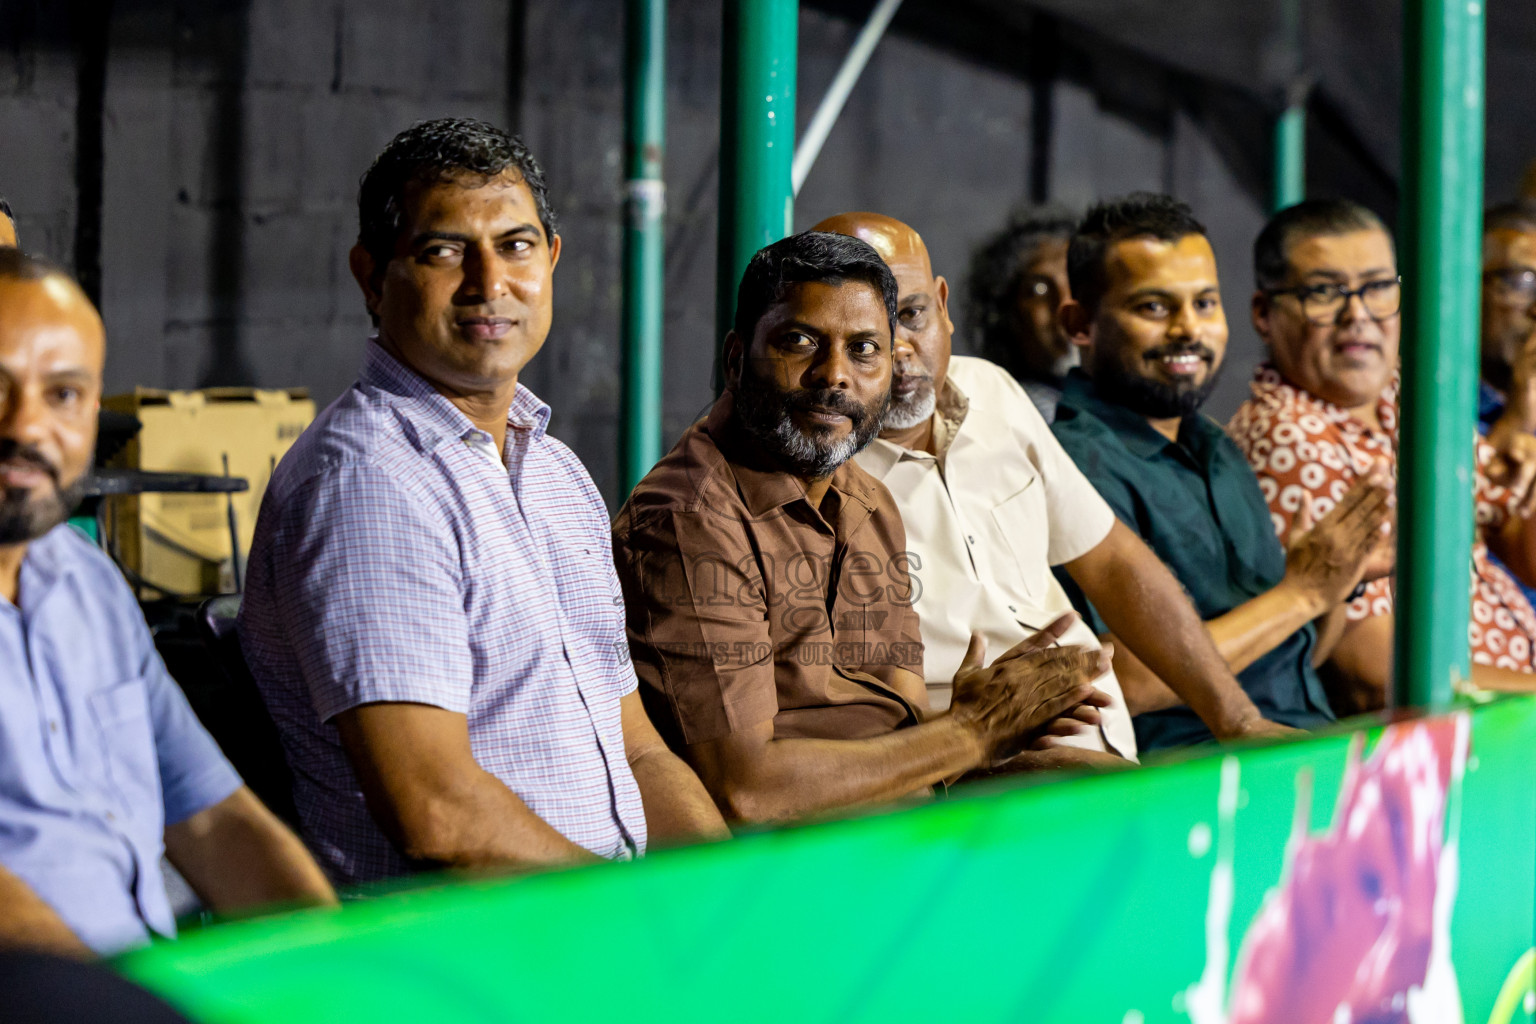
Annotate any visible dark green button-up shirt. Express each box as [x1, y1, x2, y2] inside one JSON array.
[[1050, 371, 1333, 751]]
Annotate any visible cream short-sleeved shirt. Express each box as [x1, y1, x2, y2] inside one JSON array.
[[854, 355, 1136, 760]]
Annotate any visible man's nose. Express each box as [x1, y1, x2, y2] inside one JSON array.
[[1337, 289, 1371, 325], [891, 328, 916, 361], [1169, 303, 1198, 338], [458, 245, 509, 302], [806, 345, 854, 390]]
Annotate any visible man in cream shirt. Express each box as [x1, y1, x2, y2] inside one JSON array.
[[817, 213, 1299, 760]]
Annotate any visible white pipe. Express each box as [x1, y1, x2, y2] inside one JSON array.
[[791, 0, 905, 196]]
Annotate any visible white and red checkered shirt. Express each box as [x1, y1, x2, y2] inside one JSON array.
[[239, 341, 646, 886]]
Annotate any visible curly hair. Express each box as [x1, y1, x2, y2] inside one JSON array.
[[356, 117, 557, 268], [965, 205, 1077, 367]]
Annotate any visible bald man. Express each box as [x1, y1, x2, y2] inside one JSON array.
[[816, 213, 1299, 753], [0, 250, 334, 955]]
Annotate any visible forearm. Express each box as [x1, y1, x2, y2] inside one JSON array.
[[1204, 580, 1326, 675], [384, 769, 602, 872], [1470, 662, 1536, 692], [1318, 615, 1391, 716], [709, 717, 984, 825], [1311, 602, 1352, 666], [0, 865, 90, 958], [629, 747, 732, 846], [164, 788, 337, 914], [1069, 526, 1265, 737], [1100, 633, 1182, 716]]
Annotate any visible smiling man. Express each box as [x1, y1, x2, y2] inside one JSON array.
[[0, 251, 334, 955], [1230, 199, 1536, 707], [816, 210, 1311, 762], [614, 231, 1116, 825], [238, 119, 727, 886], [1050, 194, 1392, 751]]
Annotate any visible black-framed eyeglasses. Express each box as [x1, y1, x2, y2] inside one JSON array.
[[1266, 277, 1402, 326], [1484, 267, 1536, 304]]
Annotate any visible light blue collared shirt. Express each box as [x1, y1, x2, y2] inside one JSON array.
[[0, 525, 242, 954]]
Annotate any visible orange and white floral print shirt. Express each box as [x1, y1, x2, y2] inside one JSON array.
[[1228, 364, 1536, 672]]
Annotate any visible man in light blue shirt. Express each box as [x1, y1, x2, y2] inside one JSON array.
[[0, 250, 335, 955]]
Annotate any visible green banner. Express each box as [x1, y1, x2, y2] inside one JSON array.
[[118, 698, 1536, 1024]]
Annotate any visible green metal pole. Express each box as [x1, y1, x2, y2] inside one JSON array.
[[1395, 0, 1485, 710], [621, 0, 667, 496], [1271, 104, 1305, 212], [715, 0, 797, 390]]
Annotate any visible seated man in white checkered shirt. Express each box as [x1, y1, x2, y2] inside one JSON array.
[[239, 119, 728, 887]]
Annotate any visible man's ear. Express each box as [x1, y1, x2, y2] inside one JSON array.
[[1250, 290, 1273, 342], [722, 331, 745, 391], [1059, 298, 1093, 352], [548, 232, 562, 272], [934, 274, 954, 334], [348, 243, 384, 320]]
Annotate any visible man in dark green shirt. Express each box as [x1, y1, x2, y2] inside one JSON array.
[[1049, 193, 1392, 751]]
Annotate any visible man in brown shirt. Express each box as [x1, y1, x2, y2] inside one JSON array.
[[614, 231, 1115, 826]]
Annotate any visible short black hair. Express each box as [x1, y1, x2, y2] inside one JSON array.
[[966, 204, 1077, 363], [1485, 198, 1536, 238], [357, 117, 557, 269], [1253, 199, 1389, 290], [732, 230, 899, 343], [0, 194, 13, 226], [1068, 193, 1207, 314], [0, 247, 61, 282]]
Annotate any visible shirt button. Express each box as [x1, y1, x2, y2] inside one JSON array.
[[104, 811, 116, 822], [1009, 605, 1017, 613], [48, 720, 58, 733], [967, 535, 976, 545]]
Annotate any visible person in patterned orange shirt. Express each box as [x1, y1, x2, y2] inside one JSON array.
[[1230, 199, 1536, 712]]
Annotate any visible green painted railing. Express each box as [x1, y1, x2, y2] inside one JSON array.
[[118, 698, 1536, 1024], [1395, 0, 1485, 710], [620, 0, 667, 498], [713, 0, 797, 391]]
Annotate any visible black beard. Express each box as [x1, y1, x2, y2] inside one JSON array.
[[729, 361, 891, 478], [0, 441, 82, 545], [1095, 342, 1222, 420]]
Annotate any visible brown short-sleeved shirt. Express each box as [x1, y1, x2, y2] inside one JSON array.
[[613, 394, 926, 749]]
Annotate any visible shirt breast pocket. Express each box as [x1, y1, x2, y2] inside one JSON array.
[[991, 473, 1051, 599], [88, 678, 161, 821]]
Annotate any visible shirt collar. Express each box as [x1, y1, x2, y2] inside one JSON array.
[[1059, 369, 1212, 460], [1249, 362, 1397, 440], [857, 375, 970, 479], [12, 526, 79, 618], [361, 338, 552, 454], [703, 392, 878, 518]]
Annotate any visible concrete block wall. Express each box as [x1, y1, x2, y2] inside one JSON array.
[[2, 0, 1272, 508]]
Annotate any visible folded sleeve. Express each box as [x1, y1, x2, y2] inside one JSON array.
[[267, 462, 474, 723], [613, 507, 778, 745]]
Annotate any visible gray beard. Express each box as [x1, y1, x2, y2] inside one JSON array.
[[730, 366, 889, 479], [882, 384, 937, 431]]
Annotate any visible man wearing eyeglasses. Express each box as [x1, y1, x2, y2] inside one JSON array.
[[1230, 198, 1536, 711], [1049, 193, 1392, 752], [1479, 201, 1536, 437]]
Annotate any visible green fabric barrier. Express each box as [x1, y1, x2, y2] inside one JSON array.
[[117, 698, 1536, 1023]]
